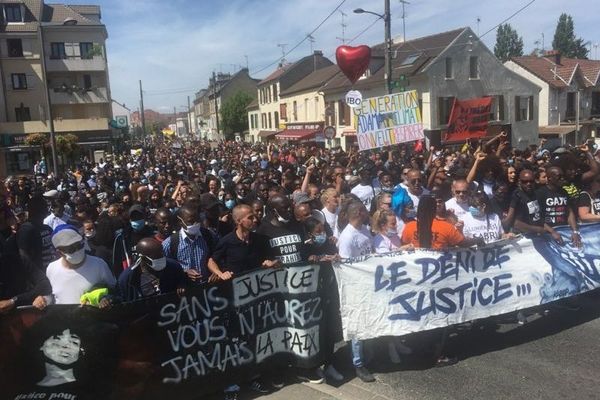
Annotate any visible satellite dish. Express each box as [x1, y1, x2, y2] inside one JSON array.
[[63, 17, 78, 26]]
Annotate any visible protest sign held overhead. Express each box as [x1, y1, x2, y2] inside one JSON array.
[[444, 96, 493, 142], [354, 90, 424, 151]]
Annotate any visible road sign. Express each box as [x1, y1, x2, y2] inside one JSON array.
[[324, 126, 336, 139], [345, 90, 362, 108], [114, 115, 128, 128]]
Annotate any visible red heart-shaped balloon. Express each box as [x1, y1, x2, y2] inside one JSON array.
[[335, 45, 371, 84]]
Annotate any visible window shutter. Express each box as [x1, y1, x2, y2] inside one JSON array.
[[528, 96, 534, 120], [26, 74, 34, 89], [21, 38, 32, 56], [515, 96, 520, 122], [498, 95, 505, 121], [7, 75, 15, 90], [65, 42, 76, 57]]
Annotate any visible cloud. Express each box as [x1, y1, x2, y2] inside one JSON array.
[[67, 0, 594, 111]]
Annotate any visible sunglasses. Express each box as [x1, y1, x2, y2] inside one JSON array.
[[58, 241, 84, 254], [410, 179, 422, 185], [454, 190, 469, 194]]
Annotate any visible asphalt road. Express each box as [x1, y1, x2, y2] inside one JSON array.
[[236, 290, 600, 400]]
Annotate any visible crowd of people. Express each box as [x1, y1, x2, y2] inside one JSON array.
[[1, 132, 599, 399]]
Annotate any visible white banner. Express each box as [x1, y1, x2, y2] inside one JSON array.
[[334, 225, 600, 341]]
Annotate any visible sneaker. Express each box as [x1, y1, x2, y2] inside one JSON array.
[[322, 364, 344, 382], [224, 391, 238, 400], [297, 368, 325, 384], [249, 379, 270, 393], [270, 376, 285, 389], [355, 366, 375, 383]]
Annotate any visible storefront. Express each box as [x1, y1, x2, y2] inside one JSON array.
[[276, 122, 325, 145]]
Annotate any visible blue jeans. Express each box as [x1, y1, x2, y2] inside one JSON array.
[[351, 338, 364, 367]]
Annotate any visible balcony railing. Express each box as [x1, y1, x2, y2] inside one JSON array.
[[50, 87, 109, 105], [46, 55, 106, 72]]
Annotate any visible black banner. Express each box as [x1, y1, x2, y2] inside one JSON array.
[[0, 264, 336, 400]]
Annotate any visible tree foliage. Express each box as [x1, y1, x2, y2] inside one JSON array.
[[24, 133, 48, 147], [55, 134, 79, 165], [494, 24, 524, 62], [220, 91, 254, 140], [552, 13, 588, 59]]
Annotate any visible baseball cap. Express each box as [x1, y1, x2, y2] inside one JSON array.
[[52, 226, 83, 248], [43, 189, 59, 199]]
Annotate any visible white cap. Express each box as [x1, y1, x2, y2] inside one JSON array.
[[210, 159, 218, 165], [52, 228, 82, 248], [43, 189, 59, 198]]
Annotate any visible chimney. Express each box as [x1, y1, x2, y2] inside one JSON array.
[[544, 50, 561, 65]]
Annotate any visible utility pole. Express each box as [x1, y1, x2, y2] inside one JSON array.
[[187, 95, 192, 137], [244, 54, 249, 69], [39, 24, 58, 175], [399, 0, 409, 42], [277, 43, 287, 65], [384, 0, 392, 94], [476, 16, 481, 36], [576, 90, 580, 144], [212, 71, 220, 140], [336, 10, 347, 44], [139, 80, 146, 143], [307, 34, 315, 53]]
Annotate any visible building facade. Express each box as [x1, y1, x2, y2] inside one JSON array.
[[323, 27, 540, 150], [0, 1, 112, 176], [505, 52, 600, 146]]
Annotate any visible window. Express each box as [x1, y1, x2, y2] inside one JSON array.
[[566, 92, 576, 119], [293, 101, 297, 121], [15, 104, 30, 122], [4, 4, 22, 23], [79, 42, 94, 59], [7, 39, 23, 57], [592, 92, 600, 117], [83, 74, 92, 90], [11, 73, 27, 90], [304, 98, 308, 120], [267, 87, 271, 103], [274, 111, 279, 129], [438, 96, 454, 125], [280, 103, 287, 120], [50, 42, 66, 59], [338, 100, 350, 125], [469, 56, 479, 79], [445, 57, 453, 79], [515, 95, 534, 121], [268, 112, 272, 129], [489, 95, 505, 121], [401, 53, 420, 66], [272, 83, 278, 102]]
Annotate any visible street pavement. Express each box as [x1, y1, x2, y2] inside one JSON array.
[[212, 290, 600, 400]]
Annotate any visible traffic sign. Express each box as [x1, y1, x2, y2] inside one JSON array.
[[114, 115, 128, 128], [324, 126, 336, 139]]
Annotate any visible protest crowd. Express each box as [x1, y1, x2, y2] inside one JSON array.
[[1, 133, 599, 399]]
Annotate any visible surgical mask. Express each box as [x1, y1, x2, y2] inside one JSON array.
[[130, 220, 145, 231], [225, 199, 235, 210], [386, 229, 398, 238], [469, 206, 483, 218], [84, 230, 96, 239], [275, 209, 290, 224], [405, 208, 417, 219], [314, 233, 327, 245], [64, 248, 85, 265], [345, 175, 352, 182], [145, 256, 167, 272], [181, 219, 201, 236]]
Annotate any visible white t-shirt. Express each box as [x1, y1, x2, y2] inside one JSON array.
[[46, 255, 116, 304], [351, 184, 379, 209], [407, 188, 429, 210], [338, 224, 373, 258], [445, 197, 470, 221], [321, 207, 339, 238], [372, 233, 402, 254], [461, 212, 503, 244]]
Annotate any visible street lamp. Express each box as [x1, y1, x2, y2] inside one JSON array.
[[354, 0, 392, 94]]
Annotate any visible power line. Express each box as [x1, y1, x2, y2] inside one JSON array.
[[480, 0, 536, 38], [251, 0, 347, 75]]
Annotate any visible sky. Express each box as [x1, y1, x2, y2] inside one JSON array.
[[61, 0, 597, 113]]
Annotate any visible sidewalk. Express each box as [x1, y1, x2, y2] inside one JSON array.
[[259, 379, 398, 400]]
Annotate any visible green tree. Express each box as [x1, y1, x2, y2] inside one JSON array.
[[24, 132, 49, 161], [552, 13, 588, 59], [494, 24, 524, 62], [220, 91, 254, 140], [55, 133, 79, 167]]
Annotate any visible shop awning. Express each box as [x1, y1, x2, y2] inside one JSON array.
[[539, 125, 576, 136], [341, 128, 357, 137], [276, 129, 320, 141], [258, 130, 278, 138]]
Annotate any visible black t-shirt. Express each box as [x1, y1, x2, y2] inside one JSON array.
[[15, 222, 55, 270], [212, 231, 266, 274], [255, 220, 305, 265], [536, 186, 570, 227], [577, 191, 600, 216], [510, 188, 542, 227]]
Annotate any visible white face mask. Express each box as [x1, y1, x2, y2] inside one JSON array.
[[146, 256, 167, 271], [64, 248, 86, 265], [275, 210, 290, 224], [179, 217, 201, 236]]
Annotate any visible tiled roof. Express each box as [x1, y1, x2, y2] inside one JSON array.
[[279, 64, 341, 96], [323, 27, 467, 93], [246, 98, 259, 110], [511, 56, 600, 88], [0, 0, 42, 32], [44, 3, 101, 25], [259, 64, 292, 85], [68, 4, 101, 16]]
